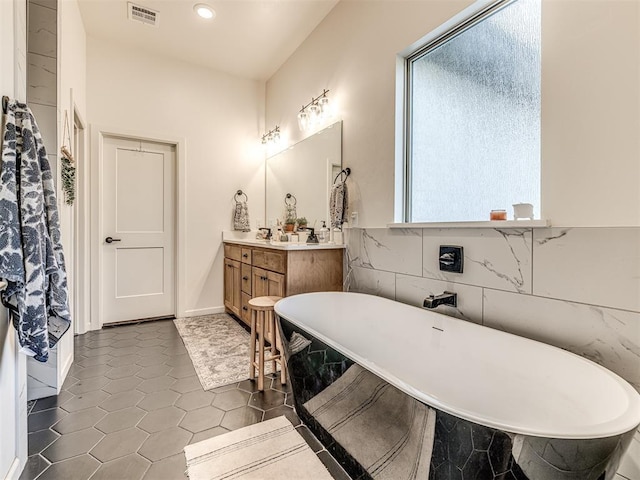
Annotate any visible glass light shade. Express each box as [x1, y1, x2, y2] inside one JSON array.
[[297, 110, 309, 131], [318, 95, 330, 117], [308, 103, 321, 127]]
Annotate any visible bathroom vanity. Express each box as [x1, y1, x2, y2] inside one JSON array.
[[223, 238, 343, 326]]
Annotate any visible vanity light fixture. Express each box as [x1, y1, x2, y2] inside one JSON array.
[[297, 89, 331, 131], [261, 126, 281, 145], [194, 3, 215, 19]]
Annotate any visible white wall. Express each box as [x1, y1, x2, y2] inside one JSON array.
[[266, 0, 640, 228], [0, 0, 28, 477], [58, 0, 89, 337], [541, 0, 640, 227], [86, 37, 265, 317]]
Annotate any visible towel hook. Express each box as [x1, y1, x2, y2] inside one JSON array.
[[333, 167, 351, 185], [284, 193, 297, 206], [234, 189, 248, 202], [2, 96, 9, 114]]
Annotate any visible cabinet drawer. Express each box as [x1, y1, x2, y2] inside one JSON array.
[[241, 248, 252, 264], [224, 243, 242, 262], [241, 292, 251, 326], [241, 263, 252, 295], [252, 248, 286, 274]]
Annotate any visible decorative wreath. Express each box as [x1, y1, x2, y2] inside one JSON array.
[[60, 111, 76, 205]]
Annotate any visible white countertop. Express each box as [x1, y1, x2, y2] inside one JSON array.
[[222, 231, 345, 251]]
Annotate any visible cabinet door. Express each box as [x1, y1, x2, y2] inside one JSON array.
[[252, 267, 269, 298], [224, 258, 241, 317], [252, 267, 285, 298], [266, 270, 285, 297]]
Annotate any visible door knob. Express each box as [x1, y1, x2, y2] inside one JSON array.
[[105, 236, 122, 244]]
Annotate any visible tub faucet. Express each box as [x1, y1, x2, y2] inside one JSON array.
[[423, 291, 457, 309]]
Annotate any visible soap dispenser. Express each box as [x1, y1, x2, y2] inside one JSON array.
[[318, 221, 329, 244], [333, 227, 343, 245]]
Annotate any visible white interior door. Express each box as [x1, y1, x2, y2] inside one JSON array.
[[101, 136, 176, 324]]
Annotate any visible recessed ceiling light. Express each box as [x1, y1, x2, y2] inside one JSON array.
[[194, 3, 215, 19]]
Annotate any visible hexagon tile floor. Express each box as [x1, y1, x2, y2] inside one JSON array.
[[21, 318, 350, 480]]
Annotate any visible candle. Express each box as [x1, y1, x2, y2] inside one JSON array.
[[490, 210, 507, 221]]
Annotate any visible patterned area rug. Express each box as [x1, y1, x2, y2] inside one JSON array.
[[174, 313, 270, 391], [184, 416, 333, 480]]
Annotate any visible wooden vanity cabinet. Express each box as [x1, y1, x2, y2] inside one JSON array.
[[223, 258, 241, 317], [223, 242, 343, 327]]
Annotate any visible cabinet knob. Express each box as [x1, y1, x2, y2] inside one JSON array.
[[261, 276, 267, 281], [242, 253, 249, 258], [242, 306, 248, 311], [242, 276, 248, 281]]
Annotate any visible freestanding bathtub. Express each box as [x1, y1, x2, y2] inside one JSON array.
[[274, 292, 640, 480]]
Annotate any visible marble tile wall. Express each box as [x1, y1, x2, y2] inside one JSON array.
[[15, 0, 28, 100], [27, 0, 58, 187], [344, 226, 640, 479]]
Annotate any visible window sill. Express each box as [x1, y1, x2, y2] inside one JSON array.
[[387, 220, 550, 229]]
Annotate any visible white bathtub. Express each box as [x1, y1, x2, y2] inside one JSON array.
[[275, 292, 640, 479]]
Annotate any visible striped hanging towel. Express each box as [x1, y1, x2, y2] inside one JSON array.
[[0, 98, 72, 362]]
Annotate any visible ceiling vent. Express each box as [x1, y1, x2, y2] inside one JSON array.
[[128, 2, 159, 27]]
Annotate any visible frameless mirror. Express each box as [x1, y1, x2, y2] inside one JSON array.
[[265, 121, 342, 229]]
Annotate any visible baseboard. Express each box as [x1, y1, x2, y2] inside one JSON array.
[[183, 306, 226, 317]]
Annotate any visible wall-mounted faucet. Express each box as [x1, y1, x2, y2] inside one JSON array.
[[257, 227, 272, 240], [423, 291, 457, 309]]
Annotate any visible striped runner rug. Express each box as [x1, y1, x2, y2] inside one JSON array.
[[184, 416, 334, 480], [304, 364, 436, 479]]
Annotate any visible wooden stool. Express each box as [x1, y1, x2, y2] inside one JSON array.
[[248, 296, 287, 391]]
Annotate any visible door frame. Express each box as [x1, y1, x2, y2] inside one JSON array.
[[70, 95, 89, 334], [90, 125, 187, 330]]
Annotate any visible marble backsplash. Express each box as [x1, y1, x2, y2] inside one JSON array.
[[344, 226, 640, 480]]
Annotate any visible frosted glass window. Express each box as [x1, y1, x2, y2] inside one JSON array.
[[407, 0, 541, 222]]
